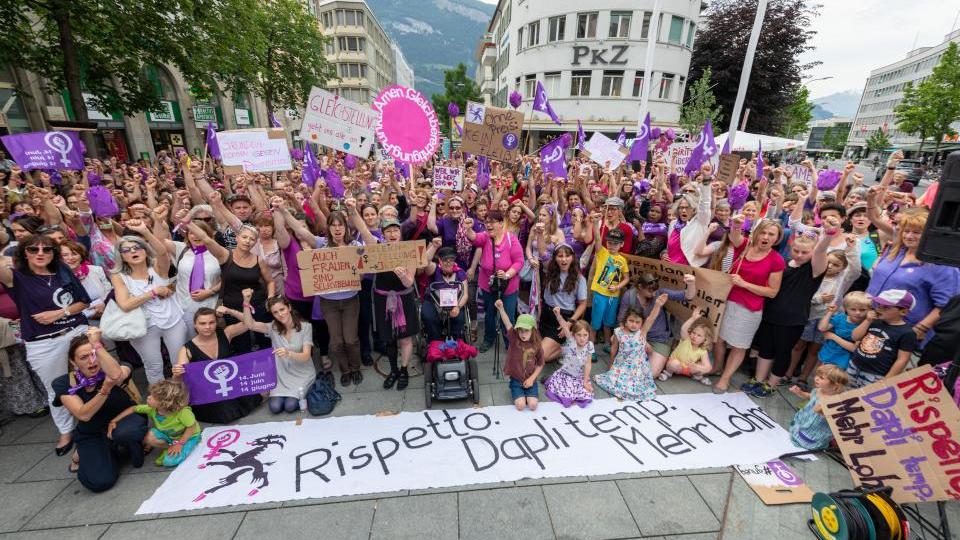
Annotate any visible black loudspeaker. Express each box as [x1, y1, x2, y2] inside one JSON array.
[[918, 150, 960, 268]]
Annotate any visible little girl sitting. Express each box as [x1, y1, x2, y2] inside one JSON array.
[[594, 296, 667, 401], [544, 307, 595, 408], [110, 379, 201, 467], [494, 299, 545, 411], [660, 308, 714, 385], [787, 364, 849, 450]]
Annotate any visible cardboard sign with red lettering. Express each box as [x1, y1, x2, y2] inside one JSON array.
[[297, 240, 427, 295], [821, 366, 960, 504]]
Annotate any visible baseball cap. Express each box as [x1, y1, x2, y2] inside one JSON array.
[[514, 314, 537, 331], [606, 228, 625, 243], [604, 196, 625, 208], [817, 191, 837, 201], [437, 247, 457, 260], [848, 202, 868, 215], [380, 219, 401, 230], [873, 289, 916, 310]]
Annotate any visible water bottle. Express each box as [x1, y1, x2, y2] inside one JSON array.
[[298, 387, 307, 412]]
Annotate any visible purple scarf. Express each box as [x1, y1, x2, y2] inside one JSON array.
[[67, 369, 105, 395], [190, 246, 207, 293]]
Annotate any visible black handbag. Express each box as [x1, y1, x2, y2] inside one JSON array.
[[306, 376, 341, 416]]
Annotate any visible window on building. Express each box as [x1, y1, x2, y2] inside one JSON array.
[[544, 72, 562, 97], [325, 40, 335, 55], [345, 10, 356, 25], [609, 11, 631, 38], [321, 11, 332, 28], [668, 16, 684, 44], [338, 36, 364, 52], [528, 21, 540, 47], [601, 70, 624, 97], [640, 12, 652, 39], [632, 71, 645, 97], [658, 73, 675, 99], [548, 16, 565, 42], [338, 63, 366, 78], [678, 76, 686, 100], [335, 9, 345, 26], [515, 77, 521, 91], [571, 70, 592, 96], [576, 12, 598, 39], [686, 21, 695, 47], [518, 27, 524, 51], [524, 74, 537, 98]]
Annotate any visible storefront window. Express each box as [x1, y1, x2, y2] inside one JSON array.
[[0, 66, 30, 134]]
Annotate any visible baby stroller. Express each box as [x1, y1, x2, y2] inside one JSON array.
[[423, 282, 479, 409]]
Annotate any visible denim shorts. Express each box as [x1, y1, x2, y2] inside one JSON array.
[[509, 378, 539, 400], [800, 318, 825, 344], [590, 292, 620, 330]]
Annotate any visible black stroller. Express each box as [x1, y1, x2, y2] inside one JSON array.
[[422, 282, 479, 409]]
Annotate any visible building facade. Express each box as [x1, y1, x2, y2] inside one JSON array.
[[475, 0, 701, 144], [846, 28, 960, 158], [0, 63, 268, 162], [805, 118, 852, 154]]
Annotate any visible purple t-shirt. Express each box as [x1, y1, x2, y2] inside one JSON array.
[[867, 249, 960, 329], [281, 240, 306, 302], [11, 265, 90, 340], [437, 217, 484, 269]]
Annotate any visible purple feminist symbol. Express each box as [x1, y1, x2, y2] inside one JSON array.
[[44, 132, 74, 167], [767, 460, 803, 486], [502, 133, 518, 150], [202, 428, 241, 460], [203, 359, 238, 397]]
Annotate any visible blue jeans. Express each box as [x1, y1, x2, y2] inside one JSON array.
[[482, 289, 517, 347]]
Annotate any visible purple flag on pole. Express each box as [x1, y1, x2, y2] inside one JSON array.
[[302, 147, 321, 188], [721, 137, 731, 155], [182, 349, 277, 405], [616, 128, 627, 147], [0, 131, 85, 171], [629, 113, 651, 163], [540, 136, 569, 179], [454, 118, 463, 137], [476, 155, 491, 190], [205, 122, 221, 160], [325, 167, 345, 198], [577, 121, 586, 151], [396, 161, 411, 181], [756, 141, 764, 180], [532, 80, 562, 125], [683, 119, 718, 177], [269, 112, 282, 128]]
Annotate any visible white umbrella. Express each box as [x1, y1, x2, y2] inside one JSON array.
[[714, 131, 807, 152]]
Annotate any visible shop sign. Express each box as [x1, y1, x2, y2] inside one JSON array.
[[572, 45, 628, 66], [149, 101, 176, 123], [83, 93, 113, 121], [235, 108, 251, 126], [193, 104, 217, 128]]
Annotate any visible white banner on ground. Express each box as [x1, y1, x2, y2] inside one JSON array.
[[301, 87, 378, 158], [433, 166, 463, 190], [137, 393, 801, 514], [583, 132, 628, 169]]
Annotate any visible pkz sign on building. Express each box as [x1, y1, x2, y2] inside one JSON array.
[[571, 45, 629, 66]]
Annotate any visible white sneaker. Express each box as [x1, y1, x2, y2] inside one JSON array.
[[658, 371, 672, 382]]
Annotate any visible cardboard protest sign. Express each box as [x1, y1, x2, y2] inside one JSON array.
[[301, 87, 378, 158], [821, 365, 960, 504], [297, 240, 427, 296], [217, 129, 292, 174], [433, 166, 463, 190], [372, 85, 439, 164], [716, 153, 740, 185], [1, 131, 85, 170], [787, 164, 813, 185], [583, 132, 628, 169], [668, 142, 697, 174], [622, 255, 733, 328], [183, 349, 277, 405], [461, 102, 523, 162], [735, 460, 815, 505]]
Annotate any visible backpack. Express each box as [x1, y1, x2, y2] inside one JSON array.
[[306, 376, 341, 416]]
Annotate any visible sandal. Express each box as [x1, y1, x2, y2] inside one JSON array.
[[658, 371, 672, 382], [68, 452, 79, 474], [693, 375, 712, 386]]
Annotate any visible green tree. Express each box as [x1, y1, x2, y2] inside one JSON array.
[[895, 82, 934, 152], [831, 127, 849, 153], [821, 126, 836, 152], [431, 63, 483, 137], [679, 67, 723, 135], [895, 42, 960, 156], [865, 128, 891, 154], [778, 84, 814, 138]]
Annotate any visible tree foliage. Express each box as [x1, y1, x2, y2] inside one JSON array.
[[894, 42, 960, 153], [679, 67, 722, 135], [688, 0, 820, 135], [431, 63, 483, 137], [865, 128, 891, 154], [777, 84, 814, 138]]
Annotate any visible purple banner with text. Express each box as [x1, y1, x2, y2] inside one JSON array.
[[183, 349, 277, 405]]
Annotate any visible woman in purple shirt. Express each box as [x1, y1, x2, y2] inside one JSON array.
[[465, 209, 524, 351]]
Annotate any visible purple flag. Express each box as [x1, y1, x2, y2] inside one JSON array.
[[540, 136, 569, 179], [182, 349, 277, 405], [629, 113, 651, 163], [577, 121, 586, 151], [302, 147, 321, 188], [269, 112, 282, 128], [1, 131, 85, 171], [532, 80, 561, 125], [396, 161, 411, 180], [720, 137, 731, 155], [616, 128, 627, 147], [476, 155, 491, 190], [683, 119, 718, 177], [325, 167, 345, 198], [756, 141, 764, 180], [454, 118, 463, 137], [205, 122, 221, 160]]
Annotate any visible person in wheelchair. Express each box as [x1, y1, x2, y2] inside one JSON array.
[[421, 240, 468, 342]]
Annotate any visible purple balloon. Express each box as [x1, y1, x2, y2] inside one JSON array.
[[728, 183, 749, 211], [816, 169, 842, 190], [641, 223, 668, 236], [290, 148, 304, 161], [509, 91, 522, 109], [651, 127, 661, 139], [633, 180, 651, 198], [344, 155, 357, 170], [447, 102, 460, 118], [560, 132, 572, 147], [665, 128, 676, 140]]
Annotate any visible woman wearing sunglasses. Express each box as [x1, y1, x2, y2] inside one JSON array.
[[0, 234, 91, 456]]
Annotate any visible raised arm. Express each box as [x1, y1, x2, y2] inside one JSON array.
[[240, 289, 273, 334], [641, 294, 667, 337], [344, 197, 378, 245], [811, 222, 834, 278], [495, 299, 514, 332], [271, 197, 292, 249], [680, 307, 704, 340]]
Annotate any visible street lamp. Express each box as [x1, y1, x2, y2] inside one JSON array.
[[804, 76, 834, 84]]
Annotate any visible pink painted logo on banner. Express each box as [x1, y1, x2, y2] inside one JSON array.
[[372, 85, 440, 164]]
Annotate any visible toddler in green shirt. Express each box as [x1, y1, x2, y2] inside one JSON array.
[[111, 379, 201, 467]]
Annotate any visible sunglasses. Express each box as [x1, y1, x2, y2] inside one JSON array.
[[25, 246, 55, 254], [193, 216, 214, 222], [119, 245, 144, 254], [448, 205, 463, 210]]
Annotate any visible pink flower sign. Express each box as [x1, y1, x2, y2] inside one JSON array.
[[372, 85, 439, 164]]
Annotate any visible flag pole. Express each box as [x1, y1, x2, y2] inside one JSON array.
[[725, 0, 768, 150], [637, 0, 662, 129]]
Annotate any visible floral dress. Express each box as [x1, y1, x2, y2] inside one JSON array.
[[594, 327, 657, 401], [544, 340, 594, 407]]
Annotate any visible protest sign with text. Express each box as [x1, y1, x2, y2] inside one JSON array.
[[669, 142, 697, 174], [787, 164, 813, 185], [297, 240, 427, 296], [716, 153, 740, 185], [461, 102, 523, 162], [735, 460, 814, 505], [372, 85, 439, 164], [622, 255, 733, 327], [821, 366, 960, 504], [1, 131, 85, 170], [217, 129, 292, 174], [182, 349, 277, 405], [583, 132, 628, 169], [301, 87, 378, 158], [433, 166, 463, 190]]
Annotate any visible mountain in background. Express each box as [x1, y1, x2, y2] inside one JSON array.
[[366, 0, 495, 98], [811, 90, 862, 119]]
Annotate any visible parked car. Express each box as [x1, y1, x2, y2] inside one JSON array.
[[874, 158, 923, 183]]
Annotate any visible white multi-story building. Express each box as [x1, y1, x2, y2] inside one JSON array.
[[847, 28, 960, 158], [392, 42, 416, 89], [475, 0, 701, 143]]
